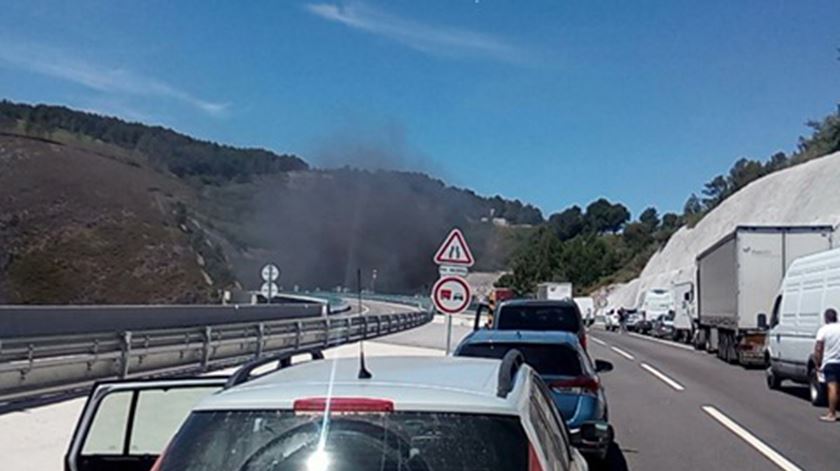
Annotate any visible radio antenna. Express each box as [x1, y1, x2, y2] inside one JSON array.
[[357, 268, 372, 379]]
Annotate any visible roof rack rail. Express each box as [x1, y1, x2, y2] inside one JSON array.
[[225, 349, 324, 389], [496, 349, 525, 398]]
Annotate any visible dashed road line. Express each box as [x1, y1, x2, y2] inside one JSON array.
[[610, 346, 635, 360], [590, 336, 608, 346], [629, 332, 694, 351], [640, 362, 685, 391], [701, 406, 803, 471]]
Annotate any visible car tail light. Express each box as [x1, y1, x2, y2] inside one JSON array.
[[528, 443, 544, 471], [549, 376, 599, 395], [293, 397, 394, 413], [579, 332, 587, 350]]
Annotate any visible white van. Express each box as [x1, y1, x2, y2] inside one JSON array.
[[638, 289, 674, 334], [766, 247, 840, 405]]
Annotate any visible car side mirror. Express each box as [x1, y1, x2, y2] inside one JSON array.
[[579, 421, 614, 445], [757, 313, 768, 330], [594, 359, 613, 373]]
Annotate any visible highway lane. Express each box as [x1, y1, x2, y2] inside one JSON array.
[[593, 328, 839, 471], [378, 315, 473, 351], [586, 335, 769, 470]]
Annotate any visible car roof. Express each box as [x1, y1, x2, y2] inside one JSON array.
[[460, 329, 583, 347], [499, 299, 579, 309], [195, 355, 532, 416]]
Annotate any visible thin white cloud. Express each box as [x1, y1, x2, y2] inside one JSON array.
[[305, 2, 532, 65], [0, 39, 228, 117]]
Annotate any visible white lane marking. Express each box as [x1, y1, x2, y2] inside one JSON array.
[[702, 406, 803, 471], [640, 362, 685, 391], [590, 336, 608, 346], [629, 332, 694, 351], [610, 346, 635, 361]]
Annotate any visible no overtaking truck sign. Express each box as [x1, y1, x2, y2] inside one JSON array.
[[432, 275, 471, 314]]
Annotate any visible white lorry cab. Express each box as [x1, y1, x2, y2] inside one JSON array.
[[638, 289, 674, 334], [671, 281, 696, 343], [766, 247, 840, 405]]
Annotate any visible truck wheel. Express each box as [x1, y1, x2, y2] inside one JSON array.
[[810, 367, 827, 406], [726, 335, 738, 364], [697, 335, 706, 351], [766, 366, 781, 390], [693, 329, 705, 350], [717, 334, 729, 361]]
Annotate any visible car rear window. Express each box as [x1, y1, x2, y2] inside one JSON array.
[[496, 304, 581, 332], [159, 410, 527, 471], [457, 343, 583, 377]]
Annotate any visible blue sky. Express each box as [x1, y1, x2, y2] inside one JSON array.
[[1, 1, 838, 217]]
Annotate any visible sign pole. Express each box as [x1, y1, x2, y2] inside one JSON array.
[[432, 228, 475, 356], [445, 314, 453, 355]]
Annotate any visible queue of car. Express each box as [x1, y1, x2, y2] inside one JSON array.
[[65, 296, 613, 471], [463, 297, 615, 462]]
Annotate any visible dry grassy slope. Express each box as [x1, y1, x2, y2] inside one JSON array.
[[0, 133, 212, 304]]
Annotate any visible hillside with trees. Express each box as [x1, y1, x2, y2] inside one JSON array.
[[2, 98, 836, 301], [0, 101, 309, 184], [501, 107, 840, 296], [0, 100, 542, 301]]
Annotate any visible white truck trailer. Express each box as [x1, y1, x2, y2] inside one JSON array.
[[696, 225, 834, 366], [537, 282, 573, 300]]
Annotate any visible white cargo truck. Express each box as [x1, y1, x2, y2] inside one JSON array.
[[537, 282, 572, 300], [670, 280, 696, 343], [696, 225, 834, 366]]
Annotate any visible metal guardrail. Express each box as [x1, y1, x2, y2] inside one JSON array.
[[280, 292, 352, 313], [308, 291, 432, 311], [0, 307, 432, 403], [0, 303, 326, 338]]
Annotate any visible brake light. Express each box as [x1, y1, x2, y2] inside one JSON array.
[[528, 443, 544, 471], [293, 397, 395, 412], [549, 376, 599, 395], [579, 332, 587, 350]]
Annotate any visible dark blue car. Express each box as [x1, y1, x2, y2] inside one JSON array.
[[454, 329, 613, 459]]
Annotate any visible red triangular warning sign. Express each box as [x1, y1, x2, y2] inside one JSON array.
[[433, 228, 474, 267]]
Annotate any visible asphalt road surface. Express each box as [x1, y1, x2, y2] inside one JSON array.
[[380, 320, 840, 471], [588, 329, 840, 471]]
